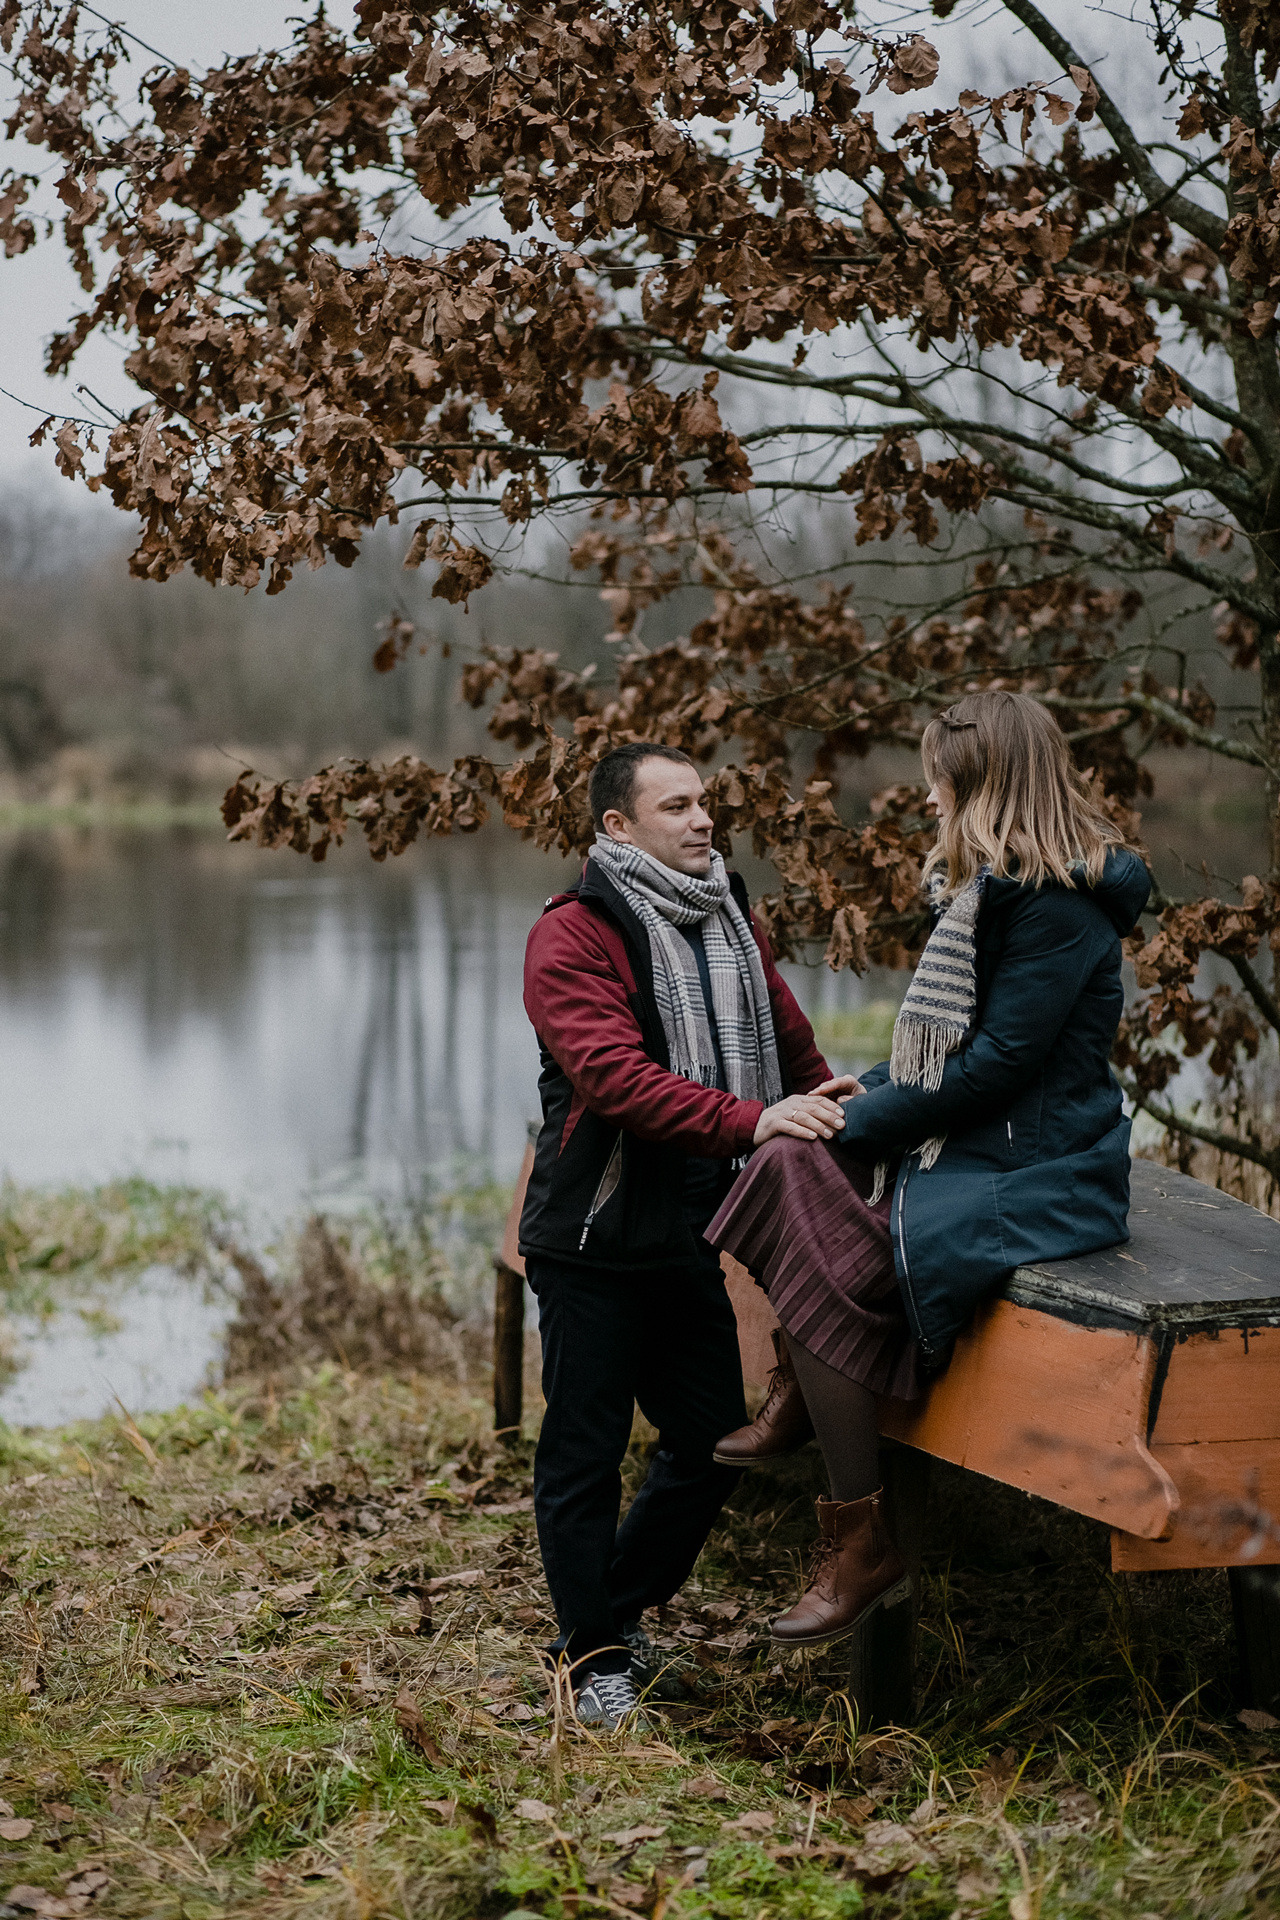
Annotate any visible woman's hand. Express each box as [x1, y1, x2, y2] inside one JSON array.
[[813, 1074, 863, 1100], [753, 1091, 848, 1146]]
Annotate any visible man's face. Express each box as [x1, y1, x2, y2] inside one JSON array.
[[602, 759, 715, 877]]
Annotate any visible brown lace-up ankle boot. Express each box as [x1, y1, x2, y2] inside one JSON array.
[[713, 1328, 815, 1466], [770, 1492, 910, 1650]]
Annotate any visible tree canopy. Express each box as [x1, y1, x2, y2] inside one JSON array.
[[5, 0, 1280, 1180]]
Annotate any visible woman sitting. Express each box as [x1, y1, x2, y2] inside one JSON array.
[[708, 690, 1150, 1651]]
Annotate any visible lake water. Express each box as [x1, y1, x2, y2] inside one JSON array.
[[0, 822, 877, 1422], [0, 797, 1265, 1424]]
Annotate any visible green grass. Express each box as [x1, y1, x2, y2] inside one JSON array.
[[810, 1001, 900, 1060], [0, 1176, 232, 1320], [0, 1366, 1274, 1920], [0, 801, 224, 831]]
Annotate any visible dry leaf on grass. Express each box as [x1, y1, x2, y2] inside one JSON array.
[[61, 1873, 107, 1901], [0, 1819, 33, 1840], [602, 1825, 666, 1847], [4, 1887, 100, 1920], [1055, 1787, 1102, 1825], [263, 1579, 318, 1613], [862, 1821, 918, 1848], [726, 1810, 775, 1833], [515, 1799, 553, 1822], [425, 1569, 484, 1592], [955, 1868, 999, 1905], [1239, 1707, 1280, 1732], [829, 1795, 875, 1825], [973, 1746, 1020, 1809], [606, 1881, 647, 1910], [392, 1687, 446, 1766], [683, 1777, 727, 1801]]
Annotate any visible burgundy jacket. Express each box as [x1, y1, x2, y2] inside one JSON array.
[[519, 859, 830, 1270]]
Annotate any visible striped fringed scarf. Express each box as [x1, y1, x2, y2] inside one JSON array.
[[870, 868, 988, 1203], [587, 836, 783, 1108]]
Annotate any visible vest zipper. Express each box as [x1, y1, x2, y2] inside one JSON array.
[[579, 1135, 623, 1251]]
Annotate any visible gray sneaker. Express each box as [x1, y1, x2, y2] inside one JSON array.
[[575, 1669, 647, 1732], [622, 1621, 692, 1702]]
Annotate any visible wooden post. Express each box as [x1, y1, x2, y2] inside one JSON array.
[[492, 1257, 525, 1435], [846, 1441, 931, 1728], [493, 1132, 536, 1436], [1230, 1565, 1280, 1715]]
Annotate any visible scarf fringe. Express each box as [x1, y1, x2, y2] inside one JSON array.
[[868, 1131, 943, 1208], [889, 1014, 955, 1093]]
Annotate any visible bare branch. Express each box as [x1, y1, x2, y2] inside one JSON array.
[[1000, 0, 1227, 249], [1228, 952, 1280, 1036], [1039, 690, 1275, 772], [1117, 1075, 1280, 1175]]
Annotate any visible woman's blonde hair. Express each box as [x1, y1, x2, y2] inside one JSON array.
[[921, 690, 1124, 896]]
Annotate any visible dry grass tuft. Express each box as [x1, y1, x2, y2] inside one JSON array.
[[221, 1217, 474, 1382]]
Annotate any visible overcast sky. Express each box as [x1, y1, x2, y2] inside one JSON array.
[[0, 0, 1175, 492]]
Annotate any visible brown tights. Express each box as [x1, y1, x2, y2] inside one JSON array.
[[786, 1334, 881, 1502]]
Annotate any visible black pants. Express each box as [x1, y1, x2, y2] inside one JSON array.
[[528, 1237, 746, 1677]]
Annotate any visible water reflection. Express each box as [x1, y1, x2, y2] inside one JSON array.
[[0, 825, 580, 1216]]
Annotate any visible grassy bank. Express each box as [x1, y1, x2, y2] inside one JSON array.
[[0, 1364, 1275, 1920], [0, 802, 224, 831]]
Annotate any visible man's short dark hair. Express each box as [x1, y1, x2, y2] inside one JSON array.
[[589, 743, 697, 832]]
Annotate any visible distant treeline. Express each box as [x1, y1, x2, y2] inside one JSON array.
[[0, 482, 629, 802], [0, 480, 1254, 828]]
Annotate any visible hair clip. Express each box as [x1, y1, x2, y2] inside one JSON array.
[[938, 713, 978, 730]]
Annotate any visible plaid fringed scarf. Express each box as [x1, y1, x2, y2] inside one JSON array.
[[587, 837, 784, 1108], [870, 868, 988, 1202]]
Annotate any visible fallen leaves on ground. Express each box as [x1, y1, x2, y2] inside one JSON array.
[[0, 1360, 1272, 1920]]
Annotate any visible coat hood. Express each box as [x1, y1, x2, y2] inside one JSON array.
[[984, 847, 1150, 937]]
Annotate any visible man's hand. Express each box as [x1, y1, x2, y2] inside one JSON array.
[[813, 1074, 863, 1100], [753, 1091, 848, 1146]]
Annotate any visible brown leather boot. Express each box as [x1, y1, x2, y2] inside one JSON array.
[[770, 1492, 910, 1650], [713, 1328, 815, 1466]]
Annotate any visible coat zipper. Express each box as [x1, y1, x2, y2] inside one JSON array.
[[895, 1155, 919, 1328], [579, 1134, 623, 1250]]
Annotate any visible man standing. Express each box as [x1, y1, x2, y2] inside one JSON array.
[[520, 742, 852, 1728]]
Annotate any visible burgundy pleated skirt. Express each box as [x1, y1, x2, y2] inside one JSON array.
[[707, 1135, 924, 1402]]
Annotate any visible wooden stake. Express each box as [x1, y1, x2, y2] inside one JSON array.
[[847, 1441, 931, 1728]]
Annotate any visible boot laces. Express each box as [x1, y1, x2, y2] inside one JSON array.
[[804, 1533, 839, 1593], [761, 1357, 789, 1413]]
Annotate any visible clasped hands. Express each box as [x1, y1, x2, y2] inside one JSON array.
[[752, 1074, 863, 1147]]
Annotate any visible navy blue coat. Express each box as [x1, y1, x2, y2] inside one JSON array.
[[837, 849, 1151, 1364]]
